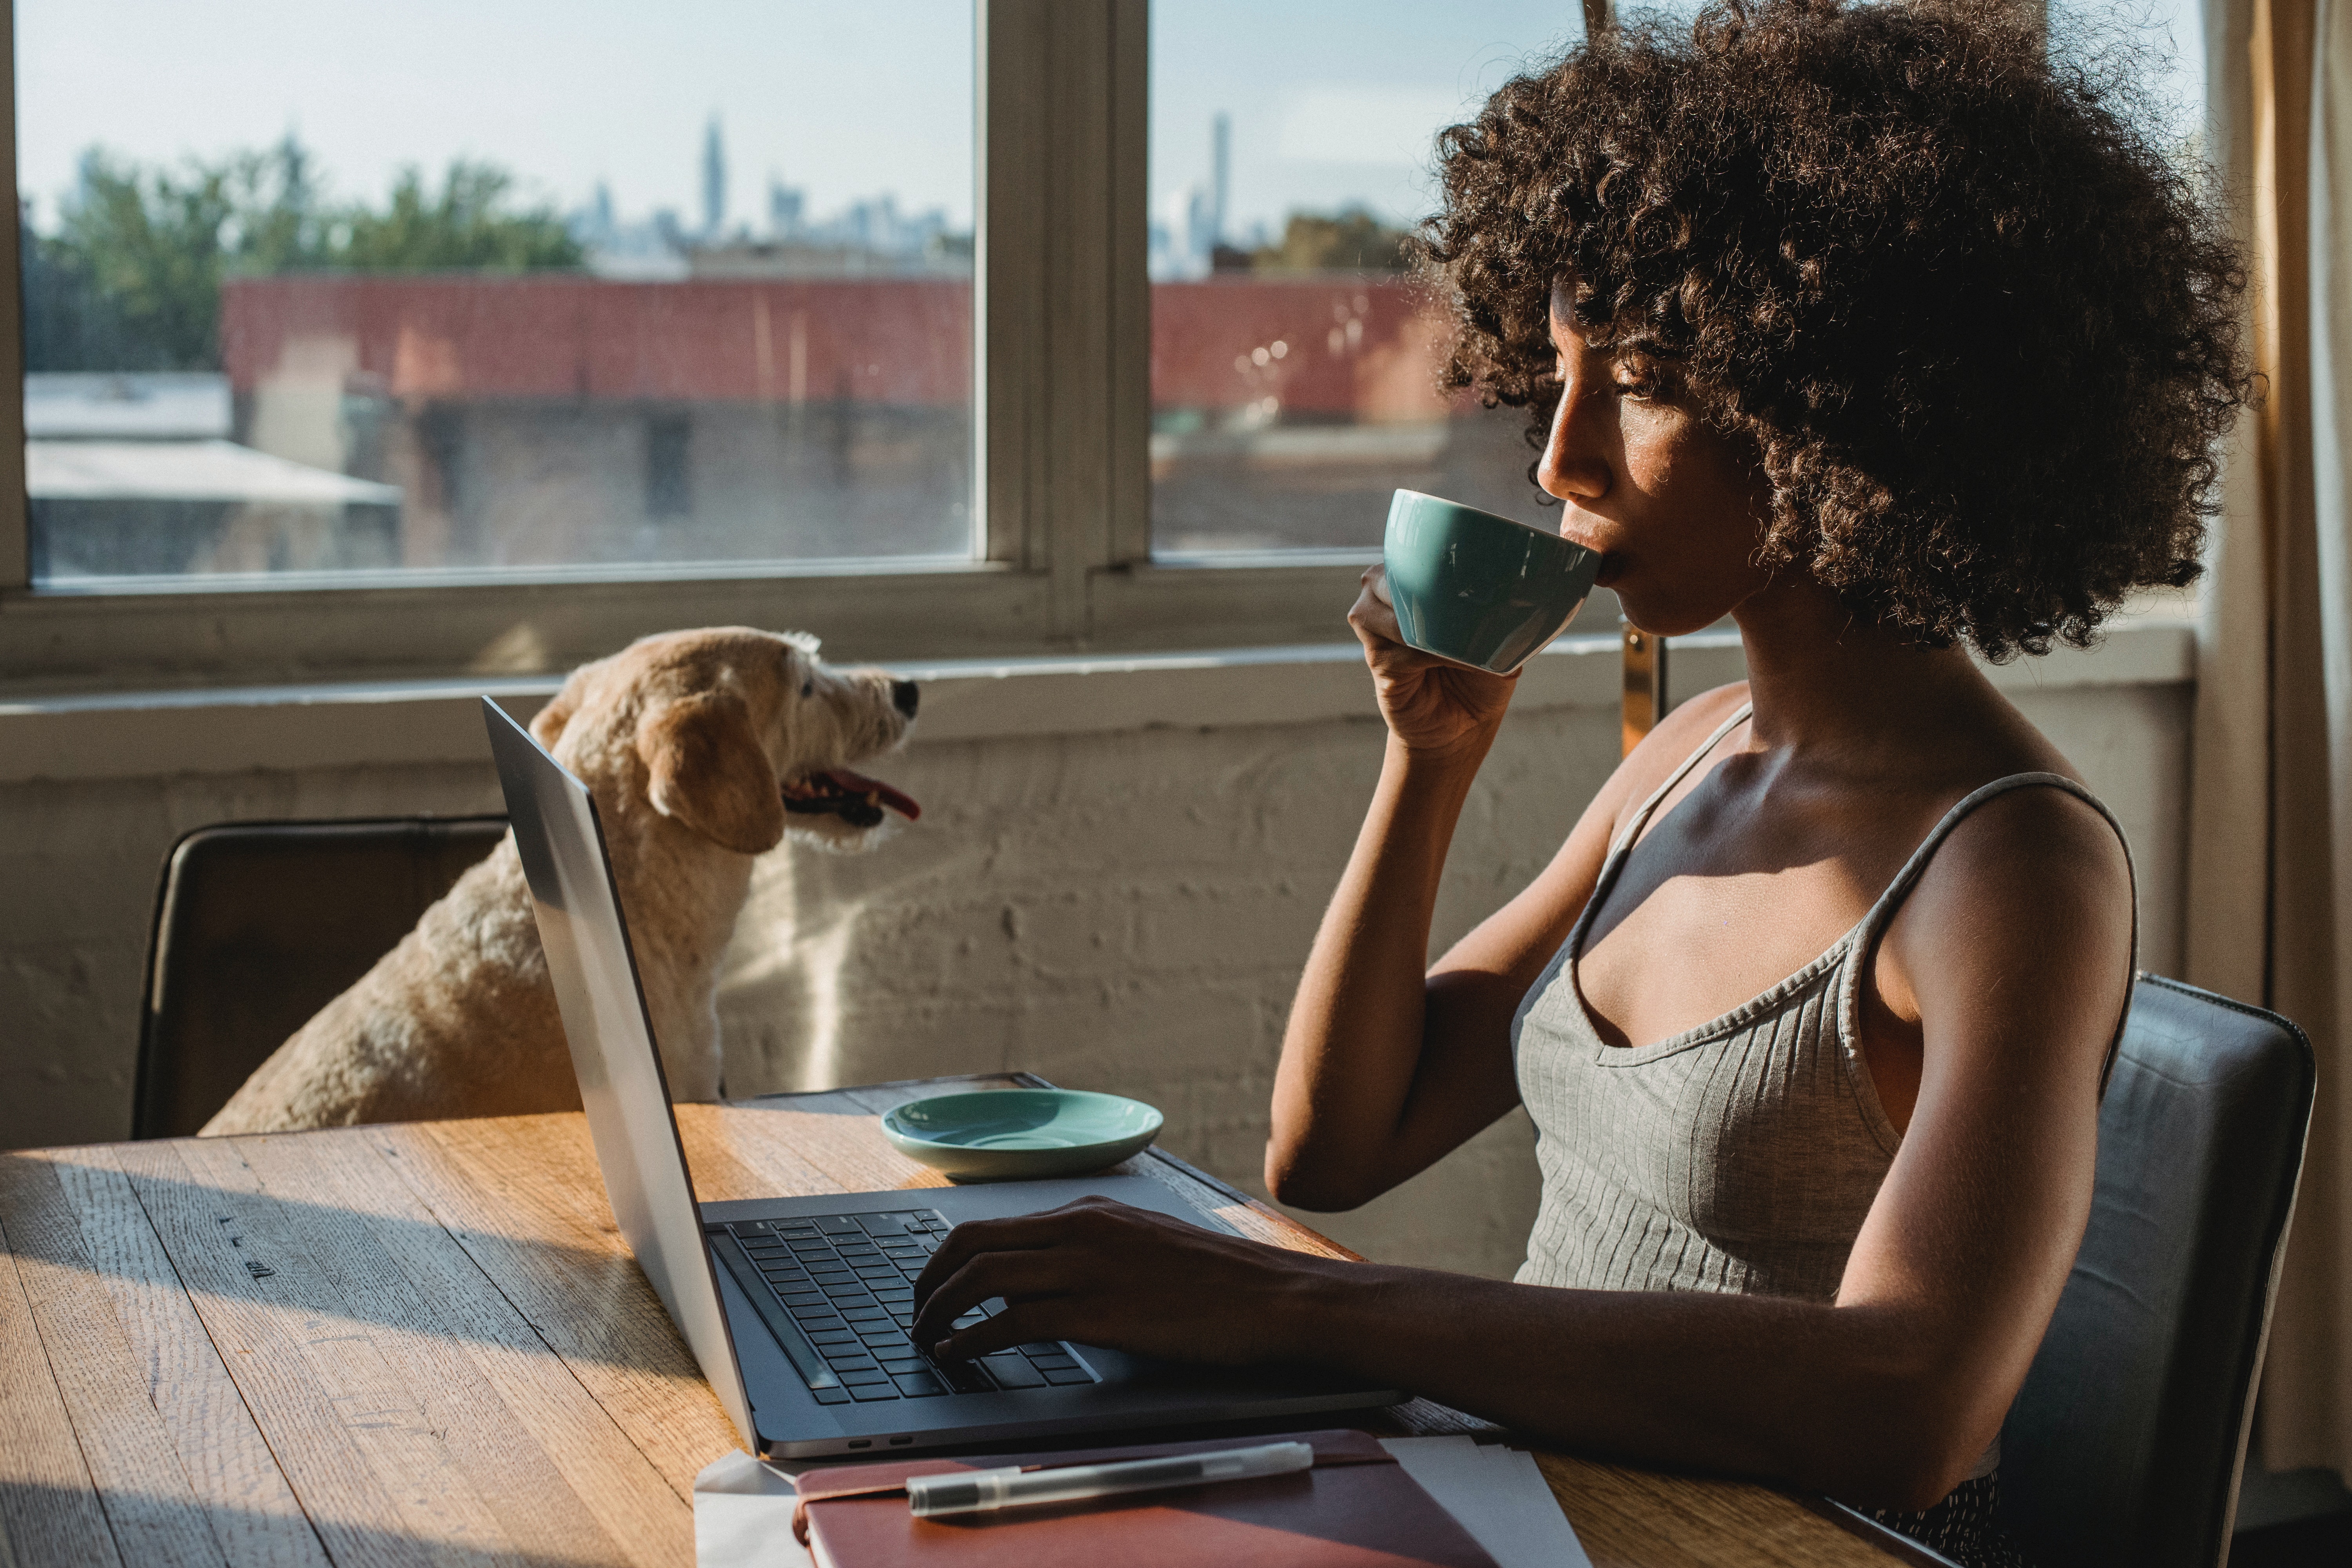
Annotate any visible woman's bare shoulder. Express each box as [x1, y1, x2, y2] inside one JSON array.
[[1625, 681, 1751, 777], [1592, 681, 1753, 827]]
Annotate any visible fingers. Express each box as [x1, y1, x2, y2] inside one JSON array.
[[909, 1198, 1133, 1345], [1349, 566, 1404, 650], [909, 1208, 1064, 1305], [926, 1301, 1059, 1363], [911, 1249, 1088, 1354]]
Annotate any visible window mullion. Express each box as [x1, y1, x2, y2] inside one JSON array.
[[977, 0, 1035, 575], [0, 0, 27, 593], [980, 0, 1145, 645], [1103, 0, 1151, 572]]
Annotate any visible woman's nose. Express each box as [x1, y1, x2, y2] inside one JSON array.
[[1537, 385, 1610, 504]]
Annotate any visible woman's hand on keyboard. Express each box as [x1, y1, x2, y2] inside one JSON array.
[[906, 1195, 1334, 1367]]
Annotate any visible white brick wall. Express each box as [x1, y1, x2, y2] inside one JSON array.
[[0, 625, 2193, 1280]]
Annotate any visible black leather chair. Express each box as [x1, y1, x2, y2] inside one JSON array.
[[133, 816, 509, 1139], [1997, 974, 2315, 1568]]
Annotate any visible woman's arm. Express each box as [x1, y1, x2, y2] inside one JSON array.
[[911, 786, 2131, 1511], [1258, 567, 1525, 1211], [1264, 570, 1727, 1210], [1262, 730, 1516, 1210]]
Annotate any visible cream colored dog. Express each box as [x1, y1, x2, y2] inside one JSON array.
[[202, 627, 919, 1134]]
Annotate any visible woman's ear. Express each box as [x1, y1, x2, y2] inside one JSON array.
[[635, 691, 786, 854]]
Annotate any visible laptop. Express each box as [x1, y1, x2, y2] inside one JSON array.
[[483, 698, 1402, 1458]]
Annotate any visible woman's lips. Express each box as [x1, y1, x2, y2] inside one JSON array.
[[1556, 521, 1619, 586]]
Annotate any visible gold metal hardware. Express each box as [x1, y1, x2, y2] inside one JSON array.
[[1622, 624, 1668, 757]]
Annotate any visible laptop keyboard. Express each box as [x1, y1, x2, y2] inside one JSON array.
[[706, 1209, 1099, 1406]]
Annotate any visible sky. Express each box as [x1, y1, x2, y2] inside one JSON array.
[[1150, 0, 2208, 240], [20, 0, 2205, 240], [16, 0, 977, 231], [1149, 2, 1587, 240]]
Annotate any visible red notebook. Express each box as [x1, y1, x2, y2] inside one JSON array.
[[789, 1428, 1499, 1568]]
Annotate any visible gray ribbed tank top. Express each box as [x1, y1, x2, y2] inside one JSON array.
[[1511, 703, 2135, 1483]]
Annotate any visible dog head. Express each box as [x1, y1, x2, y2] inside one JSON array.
[[530, 627, 920, 856]]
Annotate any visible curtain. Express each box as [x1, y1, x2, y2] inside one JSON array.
[[2186, 0, 2352, 1481]]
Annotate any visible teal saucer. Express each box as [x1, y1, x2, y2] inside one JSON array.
[[880, 1089, 1164, 1182]]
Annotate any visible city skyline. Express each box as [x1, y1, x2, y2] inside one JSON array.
[[22, 0, 2205, 252], [17, 0, 977, 235]]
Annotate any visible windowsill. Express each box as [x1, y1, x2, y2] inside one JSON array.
[[15, 553, 1001, 598], [0, 617, 2194, 786]]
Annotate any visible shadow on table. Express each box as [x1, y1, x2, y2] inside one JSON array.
[[1, 1150, 693, 1377], [0, 1478, 633, 1568]]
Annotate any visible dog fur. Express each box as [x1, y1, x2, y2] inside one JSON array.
[[201, 627, 916, 1134]]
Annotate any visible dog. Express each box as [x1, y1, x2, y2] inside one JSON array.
[[201, 627, 920, 1134]]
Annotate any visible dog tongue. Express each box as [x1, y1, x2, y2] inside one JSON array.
[[823, 768, 920, 821]]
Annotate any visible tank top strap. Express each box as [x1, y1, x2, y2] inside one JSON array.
[[1852, 771, 2140, 1089], [1608, 701, 1755, 857]]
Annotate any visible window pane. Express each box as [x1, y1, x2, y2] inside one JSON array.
[[19, 1, 974, 586], [2051, 0, 2207, 158], [1149, 4, 1582, 556]]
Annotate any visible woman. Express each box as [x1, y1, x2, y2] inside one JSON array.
[[911, 2, 2248, 1561]]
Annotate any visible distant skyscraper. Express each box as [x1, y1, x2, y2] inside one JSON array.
[[768, 177, 804, 239], [702, 116, 727, 239], [1209, 112, 1230, 249]]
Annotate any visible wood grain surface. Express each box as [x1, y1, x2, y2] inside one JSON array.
[[0, 1076, 1901, 1567]]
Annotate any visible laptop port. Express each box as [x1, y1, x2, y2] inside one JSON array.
[[890, 1436, 914, 1445], [848, 1439, 871, 1449]]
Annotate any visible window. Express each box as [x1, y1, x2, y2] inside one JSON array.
[[0, 1, 1601, 689], [2052, 0, 2207, 158], [1147, 4, 1585, 557], [15, 1, 975, 588]]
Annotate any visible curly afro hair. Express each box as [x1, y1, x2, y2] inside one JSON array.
[[1425, 0, 2250, 659]]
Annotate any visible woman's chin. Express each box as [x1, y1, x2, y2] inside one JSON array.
[[1615, 595, 1733, 639]]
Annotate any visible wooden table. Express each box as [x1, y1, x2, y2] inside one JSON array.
[[0, 1075, 1915, 1568]]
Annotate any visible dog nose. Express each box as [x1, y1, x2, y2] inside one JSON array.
[[891, 680, 920, 718]]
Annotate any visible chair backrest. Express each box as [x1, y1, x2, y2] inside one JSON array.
[[1998, 974, 2315, 1568], [134, 815, 508, 1139]]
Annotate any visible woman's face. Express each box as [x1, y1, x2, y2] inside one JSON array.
[[1537, 286, 1777, 636]]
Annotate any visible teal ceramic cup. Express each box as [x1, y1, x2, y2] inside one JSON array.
[[1381, 489, 1601, 674]]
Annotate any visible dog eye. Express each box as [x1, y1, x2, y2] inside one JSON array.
[[800, 680, 813, 698]]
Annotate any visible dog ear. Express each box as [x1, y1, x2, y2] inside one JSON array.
[[530, 666, 592, 749], [529, 693, 575, 749], [635, 691, 786, 854]]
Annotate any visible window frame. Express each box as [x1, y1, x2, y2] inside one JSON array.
[[0, 0, 1380, 693]]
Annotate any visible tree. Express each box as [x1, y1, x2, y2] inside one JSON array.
[[46, 148, 249, 369], [23, 212, 135, 372], [336, 163, 582, 271], [1250, 207, 1414, 275], [28, 136, 583, 372]]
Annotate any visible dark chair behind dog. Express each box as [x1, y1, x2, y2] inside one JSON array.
[[134, 816, 508, 1138]]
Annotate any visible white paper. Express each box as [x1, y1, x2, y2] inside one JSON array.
[[694, 1438, 1590, 1568], [694, 1449, 814, 1568], [1380, 1436, 1593, 1568]]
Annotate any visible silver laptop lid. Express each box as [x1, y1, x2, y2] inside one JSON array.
[[482, 698, 757, 1449]]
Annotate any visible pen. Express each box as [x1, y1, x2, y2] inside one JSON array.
[[905, 1440, 1316, 1518]]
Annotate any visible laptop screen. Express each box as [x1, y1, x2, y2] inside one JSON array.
[[482, 697, 758, 1449]]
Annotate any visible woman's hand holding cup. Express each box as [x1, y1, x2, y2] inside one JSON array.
[[1349, 563, 1521, 759], [1358, 489, 1600, 762]]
